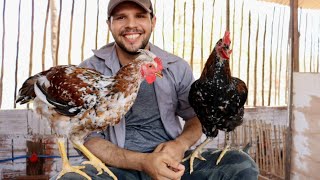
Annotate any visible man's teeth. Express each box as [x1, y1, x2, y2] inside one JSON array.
[[125, 34, 139, 40]]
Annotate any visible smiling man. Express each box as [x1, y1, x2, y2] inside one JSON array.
[[55, 0, 259, 179]]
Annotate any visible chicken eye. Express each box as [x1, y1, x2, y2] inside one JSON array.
[[148, 64, 153, 68]]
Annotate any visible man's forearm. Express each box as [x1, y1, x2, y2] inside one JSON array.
[[175, 116, 202, 150], [84, 137, 145, 171]]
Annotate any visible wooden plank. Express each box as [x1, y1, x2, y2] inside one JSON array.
[[200, 1, 204, 71], [268, 7, 276, 106], [41, 0, 50, 71], [13, 0, 22, 108], [0, 110, 28, 135], [209, 0, 216, 51], [237, 1, 245, 78], [67, 0, 75, 65], [261, 15, 267, 106], [190, 0, 195, 69], [286, 0, 298, 179], [0, 0, 6, 108], [253, 16, 259, 106], [28, 0, 34, 77], [95, 0, 99, 50], [81, 0, 87, 62], [246, 11, 251, 105]]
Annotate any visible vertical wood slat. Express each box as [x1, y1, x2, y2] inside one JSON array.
[[13, 0, 22, 108], [182, 2, 186, 59], [209, 0, 216, 51], [29, 0, 34, 77], [42, 0, 51, 71], [246, 11, 251, 105], [277, 8, 286, 104], [95, 0, 99, 50], [253, 16, 259, 106], [268, 7, 276, 106], [200, 1, 204, 70], [68, 0, 75, 65], [226, 0, 230, 32], [81, 0, 87, 62], [261, 15, 267, 106], [190, 0, 195, 69], [303, 13, 308, 72], [231, 0, 236, 71], [274, 8, 282, 105], [0, 0, 5, 108], [54, 0, 62, 66], [238, 1, 245, 78]]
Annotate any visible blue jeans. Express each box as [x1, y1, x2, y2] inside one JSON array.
[[55, 149, 259, 180]]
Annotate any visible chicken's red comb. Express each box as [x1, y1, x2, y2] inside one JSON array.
[[223, 31, 231, 45]]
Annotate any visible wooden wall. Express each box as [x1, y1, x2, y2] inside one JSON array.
[[0, 107, 287, 179], [291, 73, 320, 179]]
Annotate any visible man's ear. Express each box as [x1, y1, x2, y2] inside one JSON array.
[[151, 16, 156, 32], [107, 18, 111, 29]]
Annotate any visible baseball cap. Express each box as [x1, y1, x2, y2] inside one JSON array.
[[108, 0, 154, 18]]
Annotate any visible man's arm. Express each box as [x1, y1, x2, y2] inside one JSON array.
[[84, 137, 185, 179], [153, 116, 203, 162]]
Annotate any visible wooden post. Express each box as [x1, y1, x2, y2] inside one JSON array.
[[286, 0, 299, 179], [26, 140, 45, 176]]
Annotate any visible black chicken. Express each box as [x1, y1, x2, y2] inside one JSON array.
[[184, 31, 248, 173]]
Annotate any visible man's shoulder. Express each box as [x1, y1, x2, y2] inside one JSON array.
[[80, 43, 115, 68]]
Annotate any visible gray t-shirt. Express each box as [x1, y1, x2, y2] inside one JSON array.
[[124, 81, 172, 152]]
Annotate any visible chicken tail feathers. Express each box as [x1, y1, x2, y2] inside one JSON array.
[[16, 75, 39, 104]]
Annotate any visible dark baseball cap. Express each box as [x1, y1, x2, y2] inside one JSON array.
[[108, 0, 154, 18]]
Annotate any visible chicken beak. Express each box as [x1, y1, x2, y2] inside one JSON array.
[[155, 71, 163, 78]]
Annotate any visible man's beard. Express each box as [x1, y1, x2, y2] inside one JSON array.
[[116, 39, 149, 55], [114, 28, 152, 55]]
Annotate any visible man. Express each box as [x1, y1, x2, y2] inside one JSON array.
[[59, 0, 259, 179]]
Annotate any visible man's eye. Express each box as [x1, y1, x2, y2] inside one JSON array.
[[115, 16, 125, 20], [137, 15, 146, 18]]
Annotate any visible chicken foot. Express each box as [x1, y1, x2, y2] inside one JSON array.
[[182, 137, 212, 174], [216, 131, 235, 165], [56, 138, 91, 180], [72, 141, 118, 180]]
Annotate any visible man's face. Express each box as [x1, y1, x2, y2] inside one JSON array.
[[108, 2, 156, 54]]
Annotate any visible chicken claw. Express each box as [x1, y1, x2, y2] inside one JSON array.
[[72, 142, 118, 180], [182, 138, 212, 173]]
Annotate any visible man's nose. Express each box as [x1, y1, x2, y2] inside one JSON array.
[[127, 17, 138, 28]]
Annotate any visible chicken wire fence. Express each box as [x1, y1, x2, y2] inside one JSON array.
[[0, 0, 319, 109]]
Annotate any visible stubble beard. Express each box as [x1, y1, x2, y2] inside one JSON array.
[[115, 31, 152, 55]]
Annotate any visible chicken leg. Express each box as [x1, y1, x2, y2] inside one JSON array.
[[56, 138, 91, 180], [216, 131, 233, 165], [72, 141, 118, 180], [182, 137, 212, 173]]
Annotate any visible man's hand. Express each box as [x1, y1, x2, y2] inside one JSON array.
[[142, 152, 185, 180], [153, 140, 188, 162]]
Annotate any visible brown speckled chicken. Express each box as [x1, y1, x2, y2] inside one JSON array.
[[16, 50, 163, 180], [183, 32, 248, 173]]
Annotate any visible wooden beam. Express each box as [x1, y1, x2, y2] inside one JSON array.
[[286, 0, 298, 179], [291, 0, 299, 72]]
